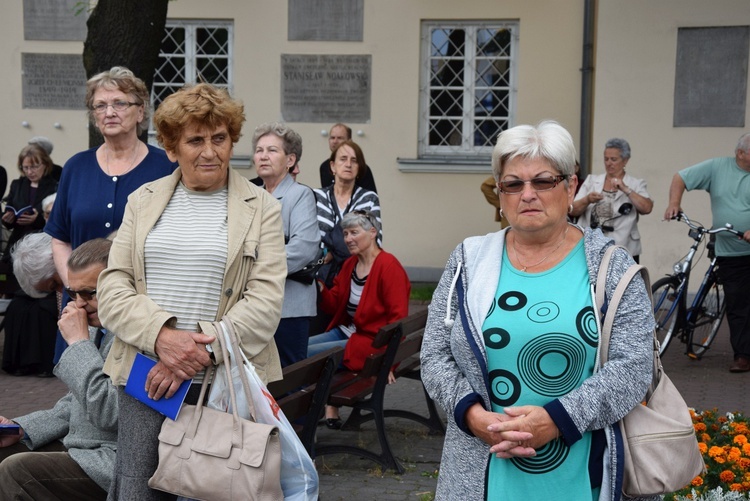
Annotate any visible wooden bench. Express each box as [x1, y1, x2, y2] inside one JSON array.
[[315, 308, 444, 473], [267, 346, 344, 457]]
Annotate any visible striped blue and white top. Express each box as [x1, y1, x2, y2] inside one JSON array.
[[314, 185, 382, 245]]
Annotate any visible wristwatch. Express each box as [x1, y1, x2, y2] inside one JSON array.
[[205, 343, 216, 363]]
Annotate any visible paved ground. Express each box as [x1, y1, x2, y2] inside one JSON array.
[[1, 312, 747, 500]]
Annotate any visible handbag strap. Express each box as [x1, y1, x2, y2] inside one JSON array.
[[595, 245, 625, 313], [596, 252, 661, 398], [216, 317, 260, 422], [186, 320, 244, 448], [598, 264, 647, 362]]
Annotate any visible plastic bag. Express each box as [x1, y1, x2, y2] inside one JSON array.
[[207, 321, 319, 501]]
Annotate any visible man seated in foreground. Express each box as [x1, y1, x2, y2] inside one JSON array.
[[0, 238, 117, 500]]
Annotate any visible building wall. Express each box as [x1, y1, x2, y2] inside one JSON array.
[[592, 0, 750, 279], [0, 2, 87, 182], [1, 0, 584, 279]]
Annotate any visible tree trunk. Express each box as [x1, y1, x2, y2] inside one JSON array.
[[83, 0, 169, 148]]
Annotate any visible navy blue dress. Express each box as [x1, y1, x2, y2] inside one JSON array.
[[45, 144, 176, 360], [45, 145, 176, 249]]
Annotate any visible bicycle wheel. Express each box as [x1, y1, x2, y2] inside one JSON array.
[[687, 274, 725, 359], [651, 276, 682, 356]]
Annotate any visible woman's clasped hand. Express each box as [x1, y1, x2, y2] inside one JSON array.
[[476, 404, 559, 459], [145, 327, 216, 400]]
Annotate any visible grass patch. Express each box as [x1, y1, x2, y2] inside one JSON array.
[[410, 283, 437, 302]]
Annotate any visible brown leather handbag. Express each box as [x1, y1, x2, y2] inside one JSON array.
[[148, 319, 283, 501]]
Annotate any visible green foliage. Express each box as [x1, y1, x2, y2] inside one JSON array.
[[410, 283, 437, 302], [420, 469, 439, 479], [74, 1, 91, 15]]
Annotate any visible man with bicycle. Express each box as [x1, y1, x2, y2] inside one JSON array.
[[665, 132, 750, 372]]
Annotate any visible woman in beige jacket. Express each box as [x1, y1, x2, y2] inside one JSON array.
[[97, 83, 287, 500]]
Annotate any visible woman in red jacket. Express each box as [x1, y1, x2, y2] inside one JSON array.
[[308, 210, 410, 428]]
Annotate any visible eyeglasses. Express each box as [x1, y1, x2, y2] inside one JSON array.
[[497, 175, 568, 194], [65, 287, 97, 301], [21, 164, 44, 172], [91, 101, 140, 114], [352, 210, 377, 228]]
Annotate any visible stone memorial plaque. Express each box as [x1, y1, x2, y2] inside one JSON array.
[[288, 0, 364, 41], [22, 53, 87, 110], [674, 26, 749, 127], [281, 54, 371, 123], [23, 0, 87, 41]]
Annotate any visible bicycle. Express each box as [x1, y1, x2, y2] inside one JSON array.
[[651, 212, 743, 358]]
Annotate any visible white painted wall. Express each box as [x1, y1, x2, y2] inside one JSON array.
[[1, 0, 584, 278], [592, 0, 750, 282]]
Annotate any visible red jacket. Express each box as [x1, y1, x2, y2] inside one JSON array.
[[320, 251, 411, 371]]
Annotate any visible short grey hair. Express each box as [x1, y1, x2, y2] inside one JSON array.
[[341, 210, 380, 234], [604, 138, 631, 159], [68, 238, 112, 272], [85, 66, 150, 135], [736, 132, 750, 153], [42, 193, 57, 212], [11, 233, 57, 298], [28, 136, 54, 155], [251, 122, 303, 165], [491, 120, 577, 181]]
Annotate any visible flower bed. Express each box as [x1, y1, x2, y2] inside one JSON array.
[[666, 409, 750, 500]]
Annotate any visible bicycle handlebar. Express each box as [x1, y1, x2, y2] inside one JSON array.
[[673, 211, 744, 239]]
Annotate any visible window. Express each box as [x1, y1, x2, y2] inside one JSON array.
[[151, 20, 233, 112], [419, 21, 517, 158]]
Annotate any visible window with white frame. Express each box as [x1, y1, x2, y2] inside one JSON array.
[[151, 20, 233, 112], [419, 21, 517, 158]]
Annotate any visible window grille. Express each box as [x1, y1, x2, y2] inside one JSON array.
[[151, 20, 233, 112], [419, 21, 517, 158]]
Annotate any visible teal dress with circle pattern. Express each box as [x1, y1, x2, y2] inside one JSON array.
[[484, 239, 599, 500]]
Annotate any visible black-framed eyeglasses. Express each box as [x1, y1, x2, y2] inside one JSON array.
[[352, 210, 377, 227], [91, 101, 140, 114], [497, 175, 568, 194], [65, 287, 97, 301]]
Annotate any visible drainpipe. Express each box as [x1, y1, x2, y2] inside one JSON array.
[[579, 0, 596, 177]]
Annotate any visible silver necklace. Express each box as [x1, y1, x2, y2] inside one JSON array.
[[105, 142, 140, 177], [512, 226, 569, 272]]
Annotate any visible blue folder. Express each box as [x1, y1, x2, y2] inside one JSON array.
[[124, 353, 192, 421]]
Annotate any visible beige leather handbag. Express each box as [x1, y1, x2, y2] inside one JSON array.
[[148, 319, 283, 501], [597, 247, 704, 497]]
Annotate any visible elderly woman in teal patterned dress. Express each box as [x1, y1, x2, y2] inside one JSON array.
[[421, 121, 657, 501]]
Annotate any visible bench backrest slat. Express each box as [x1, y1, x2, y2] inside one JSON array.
[[359, 309, 429, 379]]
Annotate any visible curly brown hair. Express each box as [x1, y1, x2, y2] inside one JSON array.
[[154, 84, 245, 152]]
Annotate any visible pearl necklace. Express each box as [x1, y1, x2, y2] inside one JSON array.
[[105, 142, 140, 177], [512, 226, 570, 272]]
